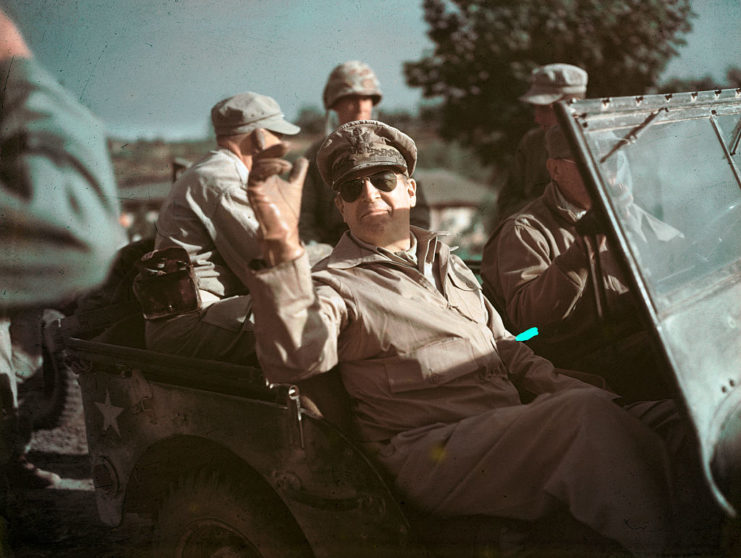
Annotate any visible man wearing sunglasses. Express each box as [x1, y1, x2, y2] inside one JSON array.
[[244, 120, 719, 556], [298, 60, 430, 256]]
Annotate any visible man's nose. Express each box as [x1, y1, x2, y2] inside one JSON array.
[[359, 178, 381, 200]]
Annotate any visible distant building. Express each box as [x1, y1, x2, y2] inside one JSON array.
[[414, 168, 494, 258]]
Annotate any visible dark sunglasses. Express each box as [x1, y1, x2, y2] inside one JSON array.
[[337, 171, 399, 202]]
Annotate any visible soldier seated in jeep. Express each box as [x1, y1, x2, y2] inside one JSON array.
[[242, 119, 722, 556], [481, 125, 683, 400], [142, 92, 302, 364]]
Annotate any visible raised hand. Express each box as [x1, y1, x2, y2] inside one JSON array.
[[247, 156, 309, 266]]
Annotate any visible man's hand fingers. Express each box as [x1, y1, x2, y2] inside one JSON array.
[[250, 158, 292, 182], [289, 157, 309, 187], [256, 141, 290, 160]]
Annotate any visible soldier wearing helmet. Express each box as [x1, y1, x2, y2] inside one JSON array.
[[492, 63, 588, 228], [299, 61, 430, 254]]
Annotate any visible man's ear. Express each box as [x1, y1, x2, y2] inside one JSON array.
[[334, 194, 347, 222], [406, 177, 417, 207]]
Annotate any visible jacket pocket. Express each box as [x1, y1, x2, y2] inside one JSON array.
[[446, 263, 487, 323], [385, 337, 481, 393]]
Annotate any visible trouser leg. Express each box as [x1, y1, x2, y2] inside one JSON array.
[[378, 388, 674, 555], [145, 295, 257, 364]]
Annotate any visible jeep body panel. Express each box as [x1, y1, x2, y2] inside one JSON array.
[[63, 334, 417, 557]]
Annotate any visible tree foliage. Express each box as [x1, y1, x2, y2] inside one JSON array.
[[404, 0, 693, 167]]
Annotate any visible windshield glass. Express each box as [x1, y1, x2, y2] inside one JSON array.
[[583, 109, 741, 315]]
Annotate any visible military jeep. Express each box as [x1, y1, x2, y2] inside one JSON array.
[[43, 86, 741, 557]]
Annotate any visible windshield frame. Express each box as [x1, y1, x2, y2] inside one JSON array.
[[555, 88, 741, 514]]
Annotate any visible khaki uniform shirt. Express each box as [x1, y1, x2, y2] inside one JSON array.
[[154, 148, 258, 306], [247, 227, 585, 442]]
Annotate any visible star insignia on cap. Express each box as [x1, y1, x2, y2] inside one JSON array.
[[95, 389, 124, 437]]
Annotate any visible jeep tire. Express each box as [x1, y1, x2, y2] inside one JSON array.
[[153, 469, 313, 558]]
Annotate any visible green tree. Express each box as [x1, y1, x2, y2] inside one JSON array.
[[405, 0, 693, 168]]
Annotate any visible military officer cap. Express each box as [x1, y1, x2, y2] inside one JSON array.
[[316, 120, 417, 189], [520, 63, 588, 105], [323, 61, 383, 111], [545, 125, 574, 160], [211, 92, 300, 136]]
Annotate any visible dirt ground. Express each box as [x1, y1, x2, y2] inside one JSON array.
[[7, 387, 153, 557]]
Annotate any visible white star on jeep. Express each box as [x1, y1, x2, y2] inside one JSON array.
[[95, 389, 124, 437]]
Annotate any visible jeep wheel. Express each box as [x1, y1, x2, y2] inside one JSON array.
[[154, 469, 313, 558]]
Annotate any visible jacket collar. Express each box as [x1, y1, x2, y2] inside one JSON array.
[[326, 226, 441, 270], [543, 181, 585, 225]]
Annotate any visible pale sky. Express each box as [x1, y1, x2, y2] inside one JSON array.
[[5, 0, 741, 140]]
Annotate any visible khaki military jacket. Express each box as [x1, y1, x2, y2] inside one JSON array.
[[247, 227, 587, 442], [154, 148, 259, 305], [482, 182, 636, 363]]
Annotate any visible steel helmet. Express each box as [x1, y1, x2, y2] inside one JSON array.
[[322, 60, 383, 110]]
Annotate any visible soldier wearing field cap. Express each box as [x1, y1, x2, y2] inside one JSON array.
[[145, 91, 304, 363], [242, 119, 719, 555], [492, 63, 588, 227], [299, 61, 429, 255]]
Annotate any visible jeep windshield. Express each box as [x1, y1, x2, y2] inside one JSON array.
[[557, 89, 741, 515]]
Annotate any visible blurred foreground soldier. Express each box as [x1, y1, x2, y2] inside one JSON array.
[[299, 60, 429, 255], [144, 92, 302, 363], [0, 4, 122, 495], [493, 63, 587, 227], [481, 125, 679, 400], [243, 120, 720, 555]]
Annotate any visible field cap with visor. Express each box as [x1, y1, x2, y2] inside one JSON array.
[[316, 120, 417, 191], [211, 92, 300, 136], [520, 63, 588, 105]]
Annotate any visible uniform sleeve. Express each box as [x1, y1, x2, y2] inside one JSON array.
[[0, 58, 124, 308], [208, 185, 262, 287], [244, 252, 349, 384], [484, 297, 593, 395], [491, 220, 588, 331]]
